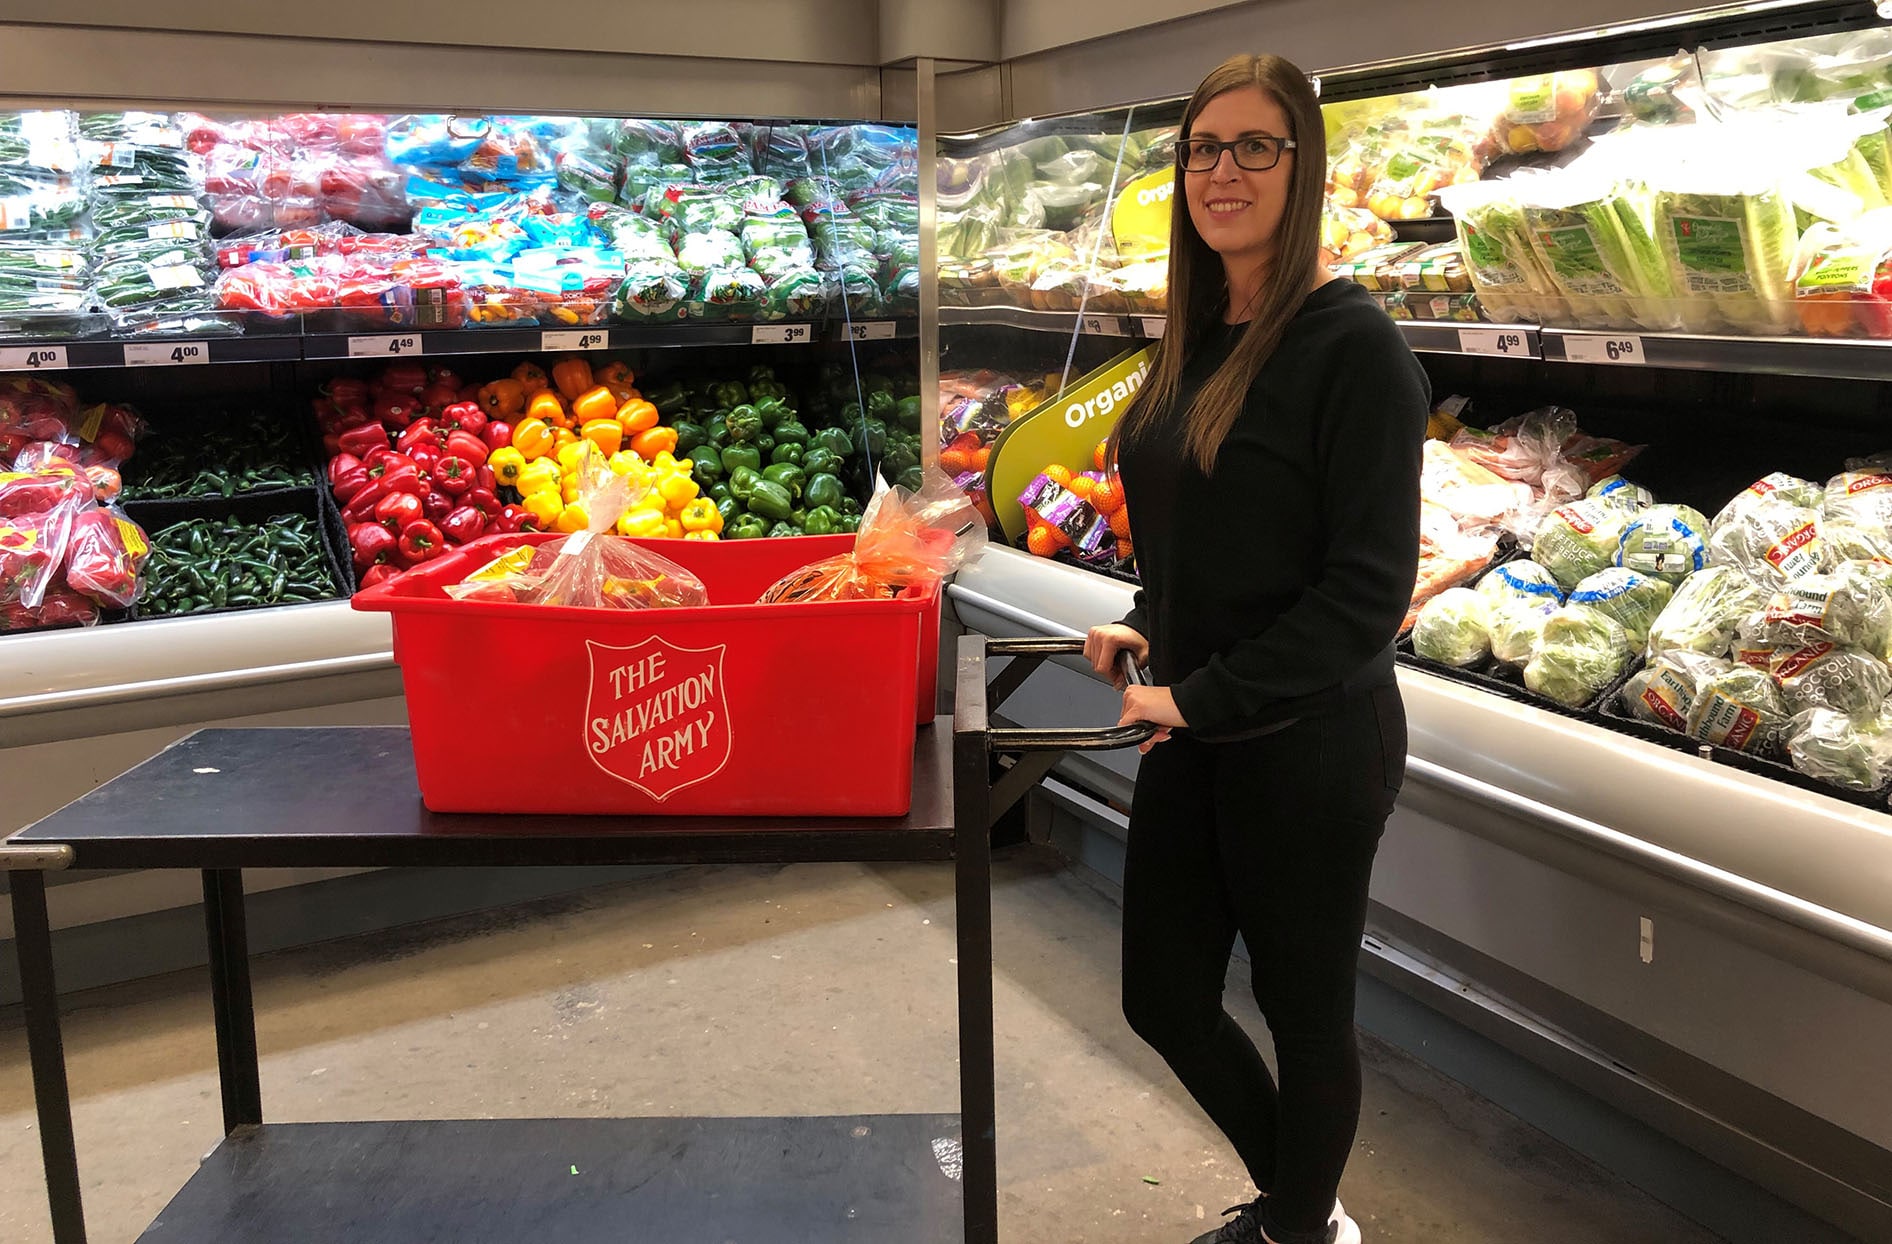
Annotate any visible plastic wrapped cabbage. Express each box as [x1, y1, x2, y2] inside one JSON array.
[[1570, 567, 1675, 647], [1739, 561, 1892, 652], [674, 229, 747, 275], [1534, 501, 1630, 589], [1712, 473, 1825, 531], [1616, 504, 1710, 584], [1707, 498, 1825, 587], [1488, 596, 1560, 666], [1623, 649, 1730, 733], [1763, 642, 1892, 718], [1820, 470, 1892, 562], [1478, 559, 1566, 609], [1587, 474, 1655, 513], [1786, 703, 1892, 791], [1523, 605, 1635, 707], [1646, 565, 1769, 657], [1686, 663, 1789, 755], [1412, 588, 1493, 668]]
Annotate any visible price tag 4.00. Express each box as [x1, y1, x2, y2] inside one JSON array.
[[124, 341, 208, 366], [0, 345, 67, 370]]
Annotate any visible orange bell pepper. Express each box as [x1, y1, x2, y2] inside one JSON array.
[[551, 357, 594, 403], [511, 362, 549, 394], [478, 378, 526, 419], [581, 418, 624, 456], [617, 398, 659, 435], [511, 417, 556, 461], [595, 360, 634, 390], [603, 382, 639, 405], [571, 385, 619, 425], [629, 425, 679, 460], [528, 389, 569, 429]]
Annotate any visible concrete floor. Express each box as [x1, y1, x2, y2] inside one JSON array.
[[0, 848, 1729, 1243]]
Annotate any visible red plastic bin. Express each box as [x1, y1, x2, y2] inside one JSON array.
[[353, 532, 939, 818]]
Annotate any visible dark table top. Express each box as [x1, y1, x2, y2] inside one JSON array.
[[10, 722, 959, 871]]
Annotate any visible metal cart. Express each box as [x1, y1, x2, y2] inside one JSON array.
[[4, 635, 1149, 1243]]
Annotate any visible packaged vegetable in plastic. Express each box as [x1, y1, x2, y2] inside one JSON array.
[[1786, 703, 1892, 790], [1523, 604, 1635, 707], [760, 466, 987, 604], [61, 501, 149, 608], [1711, 472, 1824, 531], [1646, 132, 1802, 334], [1478, 558, 1565, 609], [1793, 217, 1892, 336], [1616, 503, 1710, 584], [1488, 595, 1561, 666], [1623, 649, 1729, 734], [1587, 474, 1655, 513], [0, 486, 85, 608], [1822, 468, 1892, 549], [612, 260, 690, 320], [1646, 565, 1769, 658], [1708, 497, 1825, 586], [1534, 500, 1631, 589], [1686, 662, 1790, 755], [1516, 165, 1681, 331], [1621, 53, 1701, 126], [1570, 567, 1674, 647], [1752, 641, 1892, 718], [1, 582, 98, 631], [1492, 69, 1599, 155], [1738, 560, 1892, 653], [1412, 587, 1493, 667], [445, 447, 707, 610]]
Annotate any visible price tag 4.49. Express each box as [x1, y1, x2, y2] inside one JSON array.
[[1456, 328, 1529, 358], [124, 341, 208, 366], [751, 324, 812, 345], [1562, 333, 1646, 365], [349, 334, 423, 358], [541, 329, 608, 352], [0, 345, 67, 370]]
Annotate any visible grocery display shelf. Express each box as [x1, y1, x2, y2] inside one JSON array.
[[938, 305, 1162, 340], [1541, 328, 1892, 381], [0, 334, 302, 370]]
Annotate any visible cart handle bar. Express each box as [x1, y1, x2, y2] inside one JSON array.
[[982, 636, 1159, 753]]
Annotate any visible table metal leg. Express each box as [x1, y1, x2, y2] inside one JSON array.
[[12, 870, 87, 1243], [953, 729, 999, 1244], [202, 868, 262, 1132]]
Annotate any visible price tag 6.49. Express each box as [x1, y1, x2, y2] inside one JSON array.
[[1081, 314, 1127, 336], [124, 341, 208, 366], [349, 334, 423, 358], [1457, 328, 1527, 358], [541, 329, 607, 351], [0, 345, 67, 370], [751, 324, 812, 345], [1563, 333, 1645, 365], [848, 321, 897, 341]]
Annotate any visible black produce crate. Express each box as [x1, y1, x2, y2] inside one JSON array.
[[117, 397, 320, 513], [317, 483, 358, 596], [126, 488, 347, 621], [1396, 638, 1640, 720], [1597, 685, 1892, 812]]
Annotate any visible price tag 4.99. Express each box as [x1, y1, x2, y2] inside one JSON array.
[[349, 334, 423, 358], [1562, 333, 1646, 365], [541, 329, 608, 352], [124, 341, 208, 367], [1456, 328, 1528, 358], [0, 345, 67, 370], [751, 323, 812, 345]]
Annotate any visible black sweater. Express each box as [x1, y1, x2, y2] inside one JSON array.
[[1117, 280, 1428, 739]]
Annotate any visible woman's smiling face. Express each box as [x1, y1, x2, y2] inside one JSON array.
[[1182, 85, 1295, 266]]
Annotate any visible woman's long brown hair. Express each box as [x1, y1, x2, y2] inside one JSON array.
[[1106, 54, 1327, 476]]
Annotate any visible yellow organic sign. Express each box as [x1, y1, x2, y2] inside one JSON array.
[[988, 346, 1154, 543], [1111, 168, 1175, 260]]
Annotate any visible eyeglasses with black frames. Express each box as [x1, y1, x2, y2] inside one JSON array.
[[1173, 135, 1297, 173]]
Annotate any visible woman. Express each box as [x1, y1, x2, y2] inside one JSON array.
[[1082, 53, 1427, 1244]]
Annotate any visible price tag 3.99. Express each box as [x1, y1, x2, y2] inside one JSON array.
[[751, 324, 812, 345], [0, 345, 67, 370], [1456, 328, 1528, 358], [541, 329, 608, 352], [349, 334, 423, 358], [1080, 314, 1127, 337], [1562, 333, 1646, 365], [848, 321, 897, 341], [124, 341, 208, 366]]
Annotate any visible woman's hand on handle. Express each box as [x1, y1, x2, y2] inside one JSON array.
[[1119, 684, 1185, 754], [1084, 624, 1150, 689]]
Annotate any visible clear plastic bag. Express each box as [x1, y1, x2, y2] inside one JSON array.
[[761, 467, 987, 604], [446, 446, 707, 610], [1786, 702, 1892, 790]]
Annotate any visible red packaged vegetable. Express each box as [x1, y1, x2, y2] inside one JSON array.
[[63, 504, 150, 608]]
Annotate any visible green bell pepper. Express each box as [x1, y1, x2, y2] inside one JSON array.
[[882, 442, 918, 476], [728, 466, 764, 504], [746, 479, 796, 522], [753, 432, 776, 458], [840, 495, 863, 517], [803, 505, 841, 536], [648, 381, 689, 416], [672, 419, 707, 457], [836, 513, 861, 534], [753, 395, 792, 429], [724, 405, 764, 444], [897, 465, 925, 492], [804, 472, 847, 511], [767, 521, 801, 539], [800, 446, 843, 477], [715, 496, 741, 528], [709, 481, 734, 504], [812, 427, 854, 459], [853, 418, 888, 458], [772, 420, 810, 446], [721, 443, 764, 474], [726, 513, 770, 540], [689, 444, 725, 487], [771, 443, 804, 467], [894, 395, 922, 432], [762, 462, 806, 500], [866, 389, 896, 420], [703, 413, 729, 445], [709, 380, 749, 410]]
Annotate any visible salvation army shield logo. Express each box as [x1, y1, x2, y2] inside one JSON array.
[[584, 637, 732, 802]]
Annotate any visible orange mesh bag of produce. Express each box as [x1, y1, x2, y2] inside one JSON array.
[[761, 467, 987, 604]]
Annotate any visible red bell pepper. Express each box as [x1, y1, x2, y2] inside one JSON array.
[[494, 504, 530, 533], [322, 432, 344, 459], [443, 429, 489, 468], [422, 489, 455, 522], [428, 364, 462, 389], [396, 518, 445, 564], [395, 418, 440, 454], [374, 393, 419, 431], [382, 362, 428, 395], [344, 478, 391, 523], [440, 505, 485, 545], [337, 421, 390, 458], [440, 401, 487, 438], [464, 487, 502, 522], [374, 490, 424, 534], [420, 381, 461, 413], [323, 377, 372, 406], [350, 521, 397, 568], [409, 443, 442, 476], [327, 453, 363, 487], [63, 507, 148, 608], [357, 563, 398, 590], [433, 455, 475, 495], [480, 420, 512, 452], [329, 463, 369, 505]]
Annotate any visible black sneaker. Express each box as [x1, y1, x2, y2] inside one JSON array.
[[1188, 1199, 1266, 1244]]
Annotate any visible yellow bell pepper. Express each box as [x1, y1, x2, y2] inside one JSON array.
[[553, 427, 580, 451], [615, 509, 666, 538], [552, 357, 594, 404], [487, 446, 527, 489], [512, 417, 555, 461], [528, 390, 569, 429], [557, 440, 594, 474], [652, 449, 680, 474], [514, 458, 561, 498], [658, 473, 700, 509], [554, 504, 591, 534], [682, 528, 721, 542], [606, 450, 638, 476], [679, 496, 723, 534], [521, 490, 563, 529], [561, 476, 581, 504], [572, 385, 619, 426], [580, 418, 623, 457], [664, 518, 684, 539]]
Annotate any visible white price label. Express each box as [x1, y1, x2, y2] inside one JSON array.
[[1562, 333, 1645, 365], [1080, 314, 1127, 336], [349, 334, 423, 358], [751, 323, 812, 345], [0, 345, 67, 370], [1457, 328, 1529, 357], [541, 329, 608, 351], [848, 321, 897, 341], [1140, 317, 1167, 338], [123, 340, 208, 366]]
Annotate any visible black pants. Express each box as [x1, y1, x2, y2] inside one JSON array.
[[1121, 683, 1406, 1242]]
